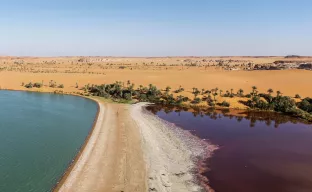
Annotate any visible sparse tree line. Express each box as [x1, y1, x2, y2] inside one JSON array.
[[22, 80, 64, 89], [82, 81, 311, 121], [19, 80, 312, 122], [241, 87, 312, 121]]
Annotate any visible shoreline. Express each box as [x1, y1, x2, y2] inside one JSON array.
[[54, 99, 147, 191], [131, 103, 218, 191], [0, 89, 219, 191], [0, 89, 220, 192], [52, 97, 101, 191], [0, 89, 106, 191]]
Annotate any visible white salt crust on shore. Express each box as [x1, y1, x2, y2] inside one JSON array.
[[131, 103, 218, 192]]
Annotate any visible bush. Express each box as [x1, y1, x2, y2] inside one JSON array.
[[58, 84, 64, 88], [24, 82, 33, 88], [191, 97, 201, 104], [297, 98, 312, 113], [124, 93, 132, 100], [138, 93, 147, 101], [33, 82, 42, 88], [272, 96, 296, 113], [220, 101, 230, 107], [49, 81, 57, 88], [295, 94, 301, 99], [208, 101, 215, 107]]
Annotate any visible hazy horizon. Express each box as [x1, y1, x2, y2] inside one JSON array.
[[1, 55, 312, 58], [1, 0, 311, 56]]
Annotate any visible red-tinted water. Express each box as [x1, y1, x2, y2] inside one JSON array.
[[147, 106, 312, 192]]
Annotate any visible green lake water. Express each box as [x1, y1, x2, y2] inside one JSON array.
[[0, 91, 98, 192]]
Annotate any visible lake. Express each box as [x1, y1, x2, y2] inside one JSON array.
[[0, 91, 98, 192], [147, 105, 312, 192]]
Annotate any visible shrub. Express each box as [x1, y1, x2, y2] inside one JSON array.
[[138, 93, 147, 101], [192, 97, 201, 104], [24, 82, 33, 88], [58, 84, 64, 88], [272, 96, 296, 113], [33, 82, 42, 88], [220, 101, 230, 107], [124, 93, 132, 100], [297, 98, 312, 113], [49, 81, 57, 88], [295, 94, 301, 99], [208, 101, 215, 107]]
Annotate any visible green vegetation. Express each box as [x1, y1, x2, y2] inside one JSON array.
[[297, 98, 312, 113], [24, 82, 42, 88], [58, 84, 64, 88], [245, 91, 312, 121], [21, 79, 312, 122], [220, 101, 230, 107], [24, 82, 33, 88], [23, 80, 63, 89], [49, 80, 57, 88], [33, 82, 43, 88]]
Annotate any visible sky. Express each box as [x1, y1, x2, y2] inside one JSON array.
[[0, 0, 311, 56]]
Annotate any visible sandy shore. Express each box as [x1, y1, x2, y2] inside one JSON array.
[[55, 100, 217, 192], [56, 101, 147, 192], [131, 103, 217, 192]]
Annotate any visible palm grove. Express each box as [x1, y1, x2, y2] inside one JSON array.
[[23, 80, 312, 122]]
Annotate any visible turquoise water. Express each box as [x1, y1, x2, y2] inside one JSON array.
[[0, 91, 98, 192]]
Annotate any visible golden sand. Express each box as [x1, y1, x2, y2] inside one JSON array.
[[1, 56, 311, 109]]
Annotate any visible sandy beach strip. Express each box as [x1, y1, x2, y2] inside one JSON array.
[[131, 103, 217, 192], [55, 100, 217, 192], [56, 101, 147, 192]]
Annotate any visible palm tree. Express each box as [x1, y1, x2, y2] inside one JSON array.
[[277, 90, 282, 97], [177, 95, 184, 103], [252, 86, 257, 96], [165, 86, 171, 95], [207, 90, 211, 97], [193, 89, 200, 98], [213, 92, 218, 102], [267, 88, 274, 95], [149, 84, 153, 90], [225, 90, 230, 96], [238, 89, 244, 97], [202, 88, 205, 95], [129, 83, 135, 97], [192, 87, 196, 94], [215, 87, 219, 93]]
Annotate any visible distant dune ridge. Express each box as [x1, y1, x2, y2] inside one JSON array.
[[0, 56, 311, 105]]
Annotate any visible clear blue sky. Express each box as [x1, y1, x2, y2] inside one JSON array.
[[1, 0, 311, 56]]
